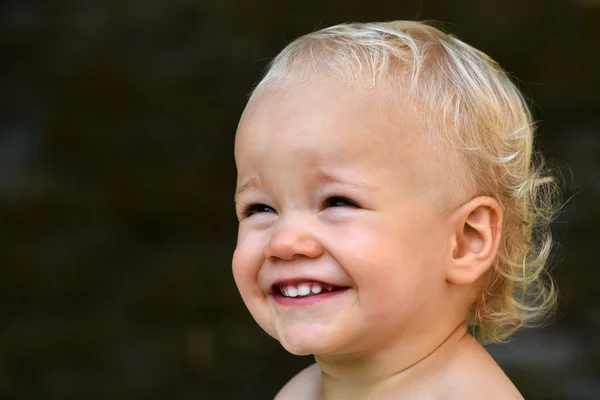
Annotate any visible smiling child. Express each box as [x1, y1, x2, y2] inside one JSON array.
[[232, 21, 558, 399]]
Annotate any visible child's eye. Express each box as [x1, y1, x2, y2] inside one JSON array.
[[243, 203, 277, 217], [324, 196, 359, 208]]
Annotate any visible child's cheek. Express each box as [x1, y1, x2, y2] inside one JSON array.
[[326, 213, 396, 257], [328, 213, 424, 278], [232, 239, 275, 335], [232, 226, 265, 297]]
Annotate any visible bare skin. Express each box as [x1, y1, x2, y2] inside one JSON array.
[[234, 72, 523, 400], [276, 324, 523, 400]]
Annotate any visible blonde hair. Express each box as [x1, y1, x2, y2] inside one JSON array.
[[250, 21, 559, 343]]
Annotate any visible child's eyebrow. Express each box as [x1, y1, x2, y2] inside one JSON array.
[[235, 177, 261, 201], [315, 170, 372, 190], [234, 171, 373, 202]]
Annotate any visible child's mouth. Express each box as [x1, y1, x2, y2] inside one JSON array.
[[276, 281, 345, 298]]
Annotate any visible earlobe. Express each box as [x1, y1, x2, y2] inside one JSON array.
[[447, 196, 502, 285]]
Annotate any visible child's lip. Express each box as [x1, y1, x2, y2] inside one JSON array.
[[270, 278, 345, 294], [272, 287, 351, 306]]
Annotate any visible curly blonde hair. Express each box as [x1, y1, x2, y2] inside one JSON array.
[[250, 21, 560, 343]]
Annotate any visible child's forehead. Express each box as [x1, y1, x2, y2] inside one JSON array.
[[235, 73, 469, 207], [240, 72, 424, 142], [237, 75, 420, 163]]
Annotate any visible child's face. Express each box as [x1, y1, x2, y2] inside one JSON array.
[[233, 73, 456, 356]]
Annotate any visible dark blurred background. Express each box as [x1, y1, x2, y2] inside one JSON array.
[[1, 1, 599, 399]]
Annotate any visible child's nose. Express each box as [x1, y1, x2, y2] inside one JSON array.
[[264, 222, 324, 262]]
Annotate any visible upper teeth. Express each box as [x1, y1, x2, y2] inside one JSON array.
[[279, 282, 334, 297]]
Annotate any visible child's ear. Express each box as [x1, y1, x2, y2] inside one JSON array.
[[447, 196, 503, 285]]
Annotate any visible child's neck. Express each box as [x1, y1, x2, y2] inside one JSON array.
[[315, 322, 470, 399]]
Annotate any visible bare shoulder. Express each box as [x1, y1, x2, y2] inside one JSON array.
[[439, 336, 524, 400], [274, 363, 322, 400]]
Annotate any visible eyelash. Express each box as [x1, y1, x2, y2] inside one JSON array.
[[242, 196, 359, 218], [242, 203, 276, 217], [324, 196, 358, 208]]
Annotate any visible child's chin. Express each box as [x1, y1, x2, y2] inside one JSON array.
[[273, 320, 351, 356], [278, 334, 338, 356]]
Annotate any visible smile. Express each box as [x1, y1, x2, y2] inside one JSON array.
[[272, 281, 350, 306], [278, 281, 338, 298]]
